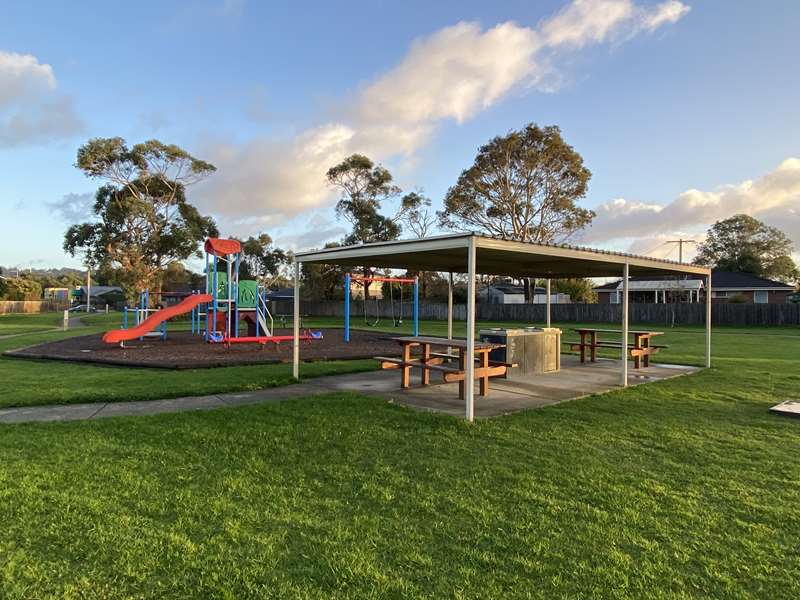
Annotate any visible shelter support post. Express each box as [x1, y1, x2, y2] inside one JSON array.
[[293, 261, 300, 380], [705, 273, 712, 368], [621, 262, 629, 387], [447, 272, 453, 341], [465, 238, 476, 422], [546, 278, 551, 328], [344, 273, 351, 343], [413, 276, 419, 336]]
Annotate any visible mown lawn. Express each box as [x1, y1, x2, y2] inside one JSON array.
[[0, 313, 799, 596], [1, 351, 800, 597], [1, 312, 798, 409]]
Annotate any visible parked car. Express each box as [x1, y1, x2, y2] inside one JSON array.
[[68, 304, 98, 312], [787, 292, 800, 304]]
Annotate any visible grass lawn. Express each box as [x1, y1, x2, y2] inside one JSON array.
[[1, 312, 798, 410], [1, 314, 800, 596]]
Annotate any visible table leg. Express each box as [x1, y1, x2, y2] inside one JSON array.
[[422, 343, 431, 385], [643, 335, 650, 368], [458, 348, 465, 400], [579, 331, 586, 363], [590, 331, 598, 362], [479, 350, 489, 396], [401, 342, 411, 388], [633, 334, 641, 369]]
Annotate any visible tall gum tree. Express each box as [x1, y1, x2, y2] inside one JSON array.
[[63, 138, 218, 301], [439, 123, 594, 297]]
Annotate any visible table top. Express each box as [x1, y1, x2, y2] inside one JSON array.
[[394, 336, 504, 350], [573, 328, 664, 336]]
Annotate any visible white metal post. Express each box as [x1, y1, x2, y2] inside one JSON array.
[[465, 238, 477, 422], [546, 278, 551, 328], [293, 261, 301, 379], [86, 268, 91, 312], [447, 272, 453, 341], [621, 262, 629, 387], [705, 273, 712, 368], [63, 309, 69, 331]]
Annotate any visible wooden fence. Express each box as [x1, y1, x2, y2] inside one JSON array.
[[0, 300, 69, 314], [273, 300, 800, 327]]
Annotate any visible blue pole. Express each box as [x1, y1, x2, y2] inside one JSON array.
[[413, 276, 419, 337], [123, 306, 128, 330], [205, 252, 210, 341], [344, 273, 351, 343], [234, 253, 240, 338], [212, 255, 218, 341]]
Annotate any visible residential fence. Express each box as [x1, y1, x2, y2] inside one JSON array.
[[272, 300, 800, 327], [0, 300, 70, 314]]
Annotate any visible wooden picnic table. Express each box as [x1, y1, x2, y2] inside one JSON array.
[[569, 328, 666, 368], [374, 336, 509, 399]]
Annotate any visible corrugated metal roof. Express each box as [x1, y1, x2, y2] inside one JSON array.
[[296, 233, 710, 279]]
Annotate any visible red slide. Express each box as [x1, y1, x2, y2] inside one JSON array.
[[103, 294, 213, 344]]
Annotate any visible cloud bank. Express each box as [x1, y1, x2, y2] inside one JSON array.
[[0, 51, 84, 147], [197, 0, 689, 234], [582, 158, 800, 259]]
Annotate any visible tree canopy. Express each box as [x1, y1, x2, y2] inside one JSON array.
[[438, 124, 594, 243], [63, 138, 218, 297], [327, 154, 403, 245], [239, 233, 289, 285], [693, 214, 799, 282]]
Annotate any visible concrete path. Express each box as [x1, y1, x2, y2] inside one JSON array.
[[0, 356, 699, 424], [0, 371, 390, 424]]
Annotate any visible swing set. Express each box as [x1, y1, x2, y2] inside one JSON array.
[[343, 273, 419, 342]]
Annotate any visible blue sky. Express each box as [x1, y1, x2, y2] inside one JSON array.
[[2, 0, 799, 270]]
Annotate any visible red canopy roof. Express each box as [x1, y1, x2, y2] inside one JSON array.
[[204, 237, 241, 257]]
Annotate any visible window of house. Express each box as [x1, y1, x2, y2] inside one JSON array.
[[711, 291, 729, 298], [754, 290, 768, 304]]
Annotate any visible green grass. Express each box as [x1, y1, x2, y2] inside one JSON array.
[[0, 312, 66, 336], [1, 312, 798, 409], [1, 313, 800, 596], [1, 377, 799, 597]]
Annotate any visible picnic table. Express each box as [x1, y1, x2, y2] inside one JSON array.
[[568, 328, 667, 368], [374, 336, 512, 399]]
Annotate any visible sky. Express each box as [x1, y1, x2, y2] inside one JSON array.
[[1, 0, 799, 272]]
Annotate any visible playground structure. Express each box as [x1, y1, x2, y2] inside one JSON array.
[[344, 273, 418, 343], [122, 290, 169, 341], [102, 237, 321, 347]]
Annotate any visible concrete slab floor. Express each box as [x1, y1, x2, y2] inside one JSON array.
[[0, 355, 700, 424]]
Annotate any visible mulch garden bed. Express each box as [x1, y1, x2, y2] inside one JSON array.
[[5, 328, 403, 369]]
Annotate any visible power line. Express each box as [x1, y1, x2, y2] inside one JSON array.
[[664, 239, 698, 263]]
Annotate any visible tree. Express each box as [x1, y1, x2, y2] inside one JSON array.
[[63, 138, 218, 301], [4, 276, 42, 301], [239, 233, 289, 286], [694, 214, 799, 283], [399, 191, 436, 239], [301, 242, 345, 301], [550, 278, 597, 303], [439, 124, 594, 243], [439, 124, 594, 299], [327, 154, 407, 299], [327, 154, 403, 245]]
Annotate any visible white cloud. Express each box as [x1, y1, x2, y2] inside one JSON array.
[[582, 158, 800, 259], [197, 0, 689, 239], [0, 51, 84, 147], [47, 192, 95, 224], [641, 0, 691, 31]]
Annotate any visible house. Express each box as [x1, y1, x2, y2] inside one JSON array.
[[594, 270, 795, 304], [74, 285, 125, 306], [481, 281, 570, 304]]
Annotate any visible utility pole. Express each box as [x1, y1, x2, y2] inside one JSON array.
[[665, 239, 698, 263]]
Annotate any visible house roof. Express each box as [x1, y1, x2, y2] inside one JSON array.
[[296, 233, 709, 279], [594, 270, 795, 292], [78, 285, 122, 296]]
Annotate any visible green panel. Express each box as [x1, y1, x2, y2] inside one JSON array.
[[237, 280, 258, 309]]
